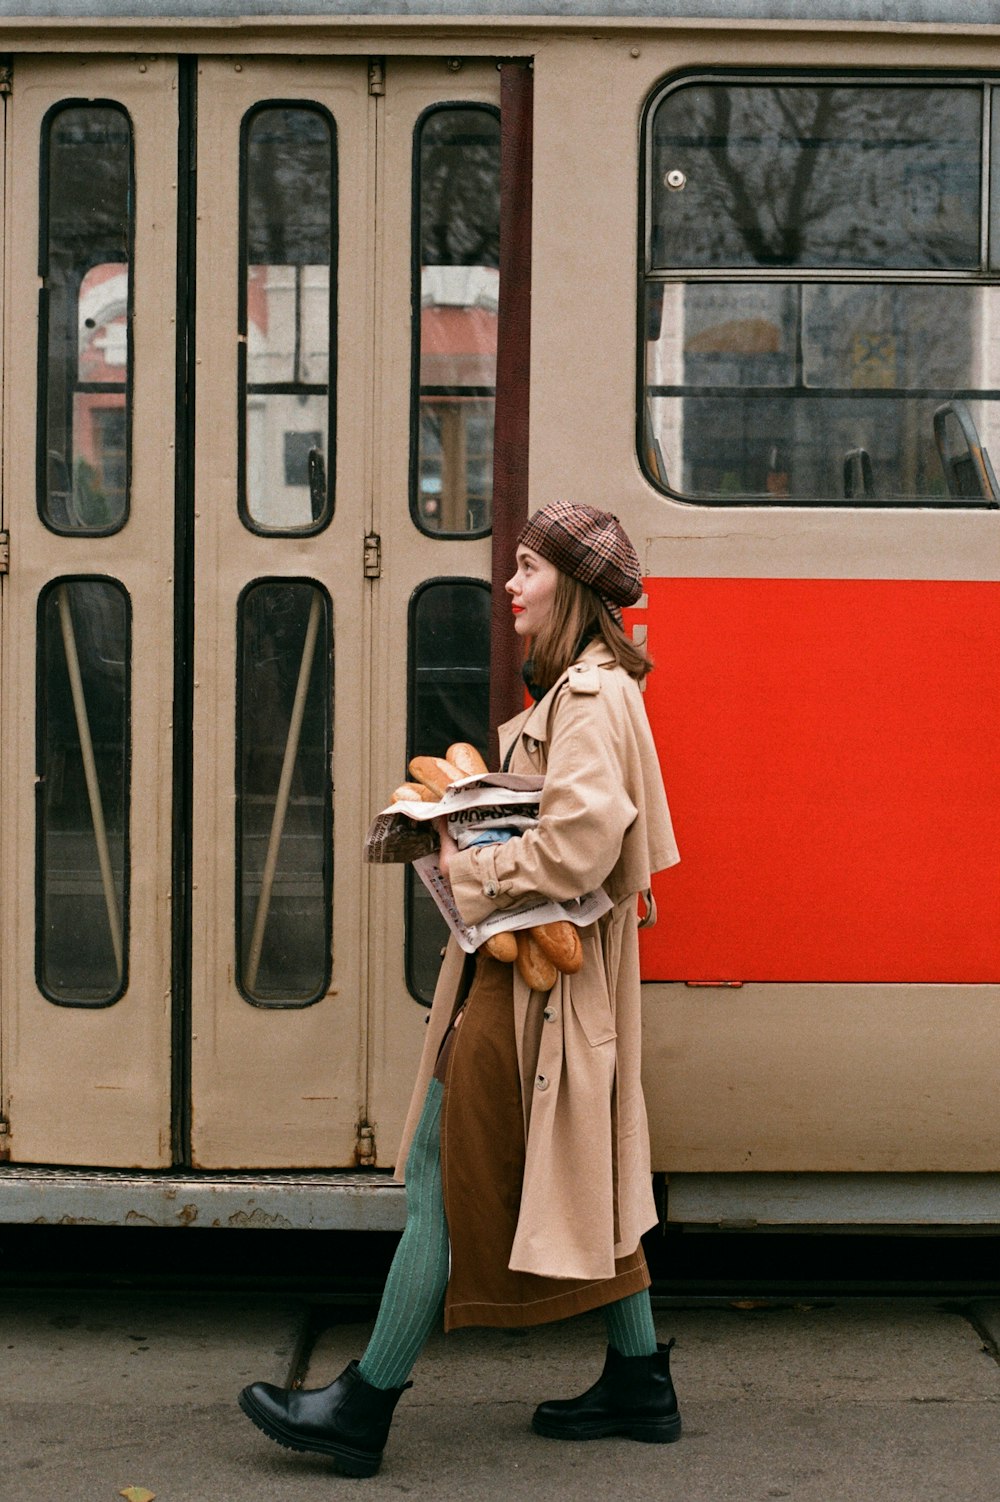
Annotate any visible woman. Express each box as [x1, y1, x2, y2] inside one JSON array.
[[239, 502, 681, 1477]]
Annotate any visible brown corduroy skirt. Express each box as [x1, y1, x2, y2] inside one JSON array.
[[438, 951, 650, 1332]]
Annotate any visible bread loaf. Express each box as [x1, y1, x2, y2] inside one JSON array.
[[391, 781, 436, 804], [532, 920, 582, 974], [407, 755, 464, 799], [483, 931, 518, 963], [515, 930, 558, 992], [446, 741, 489, 778]]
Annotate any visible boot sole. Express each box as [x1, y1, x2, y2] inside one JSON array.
[[531, 1413, 682, 1444], [238, 1388, 382, 1476]]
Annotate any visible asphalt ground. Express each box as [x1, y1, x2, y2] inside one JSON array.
[[2, 1228, 1000, 1502]]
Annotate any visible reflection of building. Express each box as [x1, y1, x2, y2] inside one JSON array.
[[646, 282, 1000, 502], [74, 262, 128, 526], [246, 263, 331, 529], [418, 264, 497, 532]]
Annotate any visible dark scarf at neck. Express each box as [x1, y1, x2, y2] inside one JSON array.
[[521, 629, 597, 704]]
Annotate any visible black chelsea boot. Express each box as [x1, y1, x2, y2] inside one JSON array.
[[531, 1340, 681, 1443], [239, 1360, 411, 1476]]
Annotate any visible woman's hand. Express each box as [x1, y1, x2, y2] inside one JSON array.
[[435, 816, 458, 879]]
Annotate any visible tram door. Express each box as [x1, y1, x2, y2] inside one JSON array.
[[1, 55, 499, 1170], [2, 59, 179, 1167], [189, 57, 498, 1169]]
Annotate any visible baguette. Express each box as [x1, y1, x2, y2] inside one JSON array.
[[446, 741, 489, 778], [391, 781, 437, 804], [483, 931, 518, 964], [407, 755, 464, 799], [532, 920, 583, 975], [515, 930, 558, 992]]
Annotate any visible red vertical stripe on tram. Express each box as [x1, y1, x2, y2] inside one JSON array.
[[489, 61, 533, 765], [635, 578, 1000, 983]]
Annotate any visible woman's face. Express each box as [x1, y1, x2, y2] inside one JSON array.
[[506, 546, 560, 637]]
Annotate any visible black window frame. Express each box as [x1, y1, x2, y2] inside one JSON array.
[[638, 69, 1000, 510], [37, 98, 135, 538], [35, 573, 132, 1008], [237, 100, 339, 538], [409, 100, 501, 540], [233, 575, 334, 1009]]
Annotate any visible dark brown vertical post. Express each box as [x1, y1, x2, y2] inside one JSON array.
[[489, 60, 533, 768]]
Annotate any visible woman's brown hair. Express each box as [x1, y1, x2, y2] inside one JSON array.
[[528, 571, 652, 693]]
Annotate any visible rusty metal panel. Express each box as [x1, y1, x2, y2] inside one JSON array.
[[0, 1166, 407, 1230]]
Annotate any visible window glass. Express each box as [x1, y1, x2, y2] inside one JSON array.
[[241, 106, 336, 532], [37, 579, 130, 1005], [236, 580, 332, 1005], [645, 281, 1000, 502], [643, 78, 1000, 506], [40, 104, 132, 533], [413, 107, 500, 535], [405, 580, 490, 1003], [650, 83, 982, 271]]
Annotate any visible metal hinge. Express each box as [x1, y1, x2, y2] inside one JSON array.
[[0, 60, 12, 97], [0, 531, 9, 574], [368, 58, 385, 96], [363, 532, 382, 579], [355, 1120, 377, 1167]]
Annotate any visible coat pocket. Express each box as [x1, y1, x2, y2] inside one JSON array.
[[569, 982, 617, 1048]]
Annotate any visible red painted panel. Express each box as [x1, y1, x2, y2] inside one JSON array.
[[631, 579, 1000, 983]]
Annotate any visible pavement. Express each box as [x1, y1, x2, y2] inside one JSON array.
[[3, 1290, 999, 1502]]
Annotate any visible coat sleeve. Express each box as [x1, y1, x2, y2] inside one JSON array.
[[448, 679, 637, 926]]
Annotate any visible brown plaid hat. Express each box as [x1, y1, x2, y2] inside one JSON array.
[[517, 502, 643, 625]]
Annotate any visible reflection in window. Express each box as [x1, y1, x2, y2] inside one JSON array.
[[649, 83, 981, 271], [237, 581, 332, 1005], [241, 106, 336, 532], [414, 107, 500, 534], [37, 579, 130, 1005], [642, 78, 1000, 506], [405, 581, 490, 1003], [39, 104, 132, 532]]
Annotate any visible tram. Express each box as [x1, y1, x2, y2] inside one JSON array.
[[1, 0, 998, 1234]]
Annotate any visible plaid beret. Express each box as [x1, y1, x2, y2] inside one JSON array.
[[517, 503, 643, 624]]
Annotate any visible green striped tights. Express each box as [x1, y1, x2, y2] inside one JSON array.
[[357, 1078, 657, 1392]]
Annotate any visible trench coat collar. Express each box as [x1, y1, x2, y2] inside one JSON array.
[[500, 639, 617, 757]]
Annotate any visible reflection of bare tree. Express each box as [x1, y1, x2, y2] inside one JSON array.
[[654, 85, 979, 269], [49, 109, 131, 267], [420, 109, 500, 267], [247, 109, 331, 266]]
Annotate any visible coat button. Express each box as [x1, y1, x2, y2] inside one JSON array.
[[484, 880, 498, 898], [535, 1074, 549, 1091], [543, 1007, 557, 1022]]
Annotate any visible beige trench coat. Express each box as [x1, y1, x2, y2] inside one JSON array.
[[396, 639, 680, 1284]]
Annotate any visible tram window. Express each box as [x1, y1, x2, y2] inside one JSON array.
[[39, 104, 132, 534], [240, 106, 336, 533], [412, 106, 500, 536], [37, 578, 130, 1005], [236, 580, 332, 1006], [405, 580, 490, 1004], [642, 78, 1000, 506]]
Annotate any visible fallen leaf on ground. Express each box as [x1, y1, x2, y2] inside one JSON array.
[[119, 1488, 156, 1502]]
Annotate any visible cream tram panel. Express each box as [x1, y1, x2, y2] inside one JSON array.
[[526, 33, 1000, 1172], [188, 58, 374, 1168], [2, 57, 177, 1167]]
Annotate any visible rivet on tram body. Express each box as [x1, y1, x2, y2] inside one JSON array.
[[138, 64, 147, 73], [630, 47, 641, 57], [447, 58, 462, 71], [235, 63, 243, 73], [665, 169, 687, 191]]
